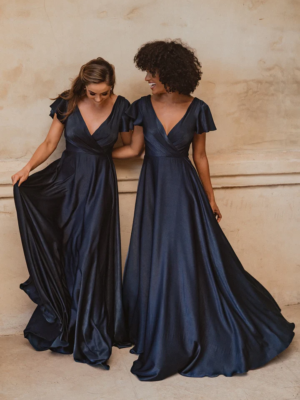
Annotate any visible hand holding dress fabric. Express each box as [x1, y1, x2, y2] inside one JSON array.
[[14, 95, 131, 367]]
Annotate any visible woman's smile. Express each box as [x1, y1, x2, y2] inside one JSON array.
[[148, 82, 156, 90]]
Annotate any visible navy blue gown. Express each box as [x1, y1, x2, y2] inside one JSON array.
[[14, 95, 130, 367], [122, 95, 295, 381]]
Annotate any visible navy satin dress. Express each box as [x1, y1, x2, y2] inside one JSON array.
[[14, 95, 130, 368], [122, 95, 295, 381]]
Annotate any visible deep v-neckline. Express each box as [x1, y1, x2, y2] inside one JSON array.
[[77, 96, 120, 137], [149, 96, 195, 137]]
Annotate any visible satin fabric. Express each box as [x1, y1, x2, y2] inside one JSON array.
[[123, 95, 295, 381], [14, 95, 130, 367]]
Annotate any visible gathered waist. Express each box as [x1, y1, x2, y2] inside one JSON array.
[[144, 153, 189, 159], [64, 141, 112, 157]]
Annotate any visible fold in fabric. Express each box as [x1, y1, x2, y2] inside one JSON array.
[[14, 95, 132, 367], [123, 95, 295, 381]]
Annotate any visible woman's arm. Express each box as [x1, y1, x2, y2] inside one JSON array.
[[11, 115, 64, 186], [192, 132, 222, 222], [120, 131, 133, 146], [112, 126, 144, 158]]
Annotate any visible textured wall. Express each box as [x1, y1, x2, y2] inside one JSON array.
[[0, 0, 299, 158]]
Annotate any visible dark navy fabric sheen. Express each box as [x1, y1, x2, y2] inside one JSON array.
[[123, 95, 295, 381], [13, 95, 131, 367]]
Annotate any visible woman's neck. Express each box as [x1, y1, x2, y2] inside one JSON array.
[[152, 92, 193, 104]]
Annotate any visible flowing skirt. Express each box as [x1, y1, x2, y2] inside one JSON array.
[[123, 155, 295, 381], [14, 150, 128, 367]]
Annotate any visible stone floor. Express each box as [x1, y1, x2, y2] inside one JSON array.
[[0, 305, 299, 400]]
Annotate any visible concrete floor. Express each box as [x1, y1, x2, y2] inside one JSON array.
[[0, 305, 299, 400]]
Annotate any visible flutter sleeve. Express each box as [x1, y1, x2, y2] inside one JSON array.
[[49, 97, 68, 124], [123, 99, 143, 131], [196, 101, 217, 134], [119, 98, 132, 132]]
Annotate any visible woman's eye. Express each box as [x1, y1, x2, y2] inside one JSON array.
[[102, 92, 108, 96], [89, 91, 96, 96]]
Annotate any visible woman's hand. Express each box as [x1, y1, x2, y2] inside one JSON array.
[[192, 133, 222, 223], [11, 166, 31, 186], [11, 115, 64, 187], [209, 199, 222, 222]]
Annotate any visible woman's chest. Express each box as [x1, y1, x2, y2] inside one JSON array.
[[64, 113, 119, 144], [143, 116, 196, 147]]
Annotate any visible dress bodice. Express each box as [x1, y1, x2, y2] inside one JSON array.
[[125, 95, 216, 158], [50, 96, 130, 155]]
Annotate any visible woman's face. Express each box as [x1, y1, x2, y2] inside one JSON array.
[[85, 82, 111, 105], [145, 71, 166, 95]]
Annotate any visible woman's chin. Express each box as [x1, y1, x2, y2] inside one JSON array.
[[150, 88, 164, 95]]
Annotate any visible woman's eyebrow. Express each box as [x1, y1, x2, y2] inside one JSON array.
[[88, 90, 109, 95]]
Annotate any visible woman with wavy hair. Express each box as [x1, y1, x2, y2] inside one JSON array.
[[112, 40, 295, 381], [12, 57, 131, 368]]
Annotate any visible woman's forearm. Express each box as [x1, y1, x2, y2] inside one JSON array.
[[113, 126, 144, 159], [112, 144, 141, 159], [120, 131, 133, 146], [193, 154, 215, 202], [25, 141, 58, 172], [22, 117, 64, 172]]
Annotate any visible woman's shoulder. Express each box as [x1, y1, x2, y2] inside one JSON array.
[[122, 96, 148, 127], [127, 96, 150, 114], [118, 95, 149, 115], [192, 97, 210, 109], [49, 94, 69, 122], [128, 95, 149, 106], [192, 97, 217, 133], [115, 95, 133, 113]]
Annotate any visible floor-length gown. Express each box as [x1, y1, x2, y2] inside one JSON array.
[[122, 95, 295, 381], [14, 95, 130, 367]]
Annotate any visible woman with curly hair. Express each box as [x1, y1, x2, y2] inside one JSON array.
[[12, 58, 131, 367], [112, 40, 295, 381]]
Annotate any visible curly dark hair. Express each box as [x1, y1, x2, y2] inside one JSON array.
[[134, 39, 202, 95]]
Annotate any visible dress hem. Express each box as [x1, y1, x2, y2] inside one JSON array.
[[128, 328, 295, 381]]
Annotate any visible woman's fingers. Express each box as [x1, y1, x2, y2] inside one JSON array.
[[216, 209, 222, 222], [18, 174, 28, 186], [213, 206, 222, 223], [11, 174, 19, 185], [11, 172, 27, 186]]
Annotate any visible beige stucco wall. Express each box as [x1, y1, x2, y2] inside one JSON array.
[[1, 0, 299, 158], [0, 0, 299, 335]]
